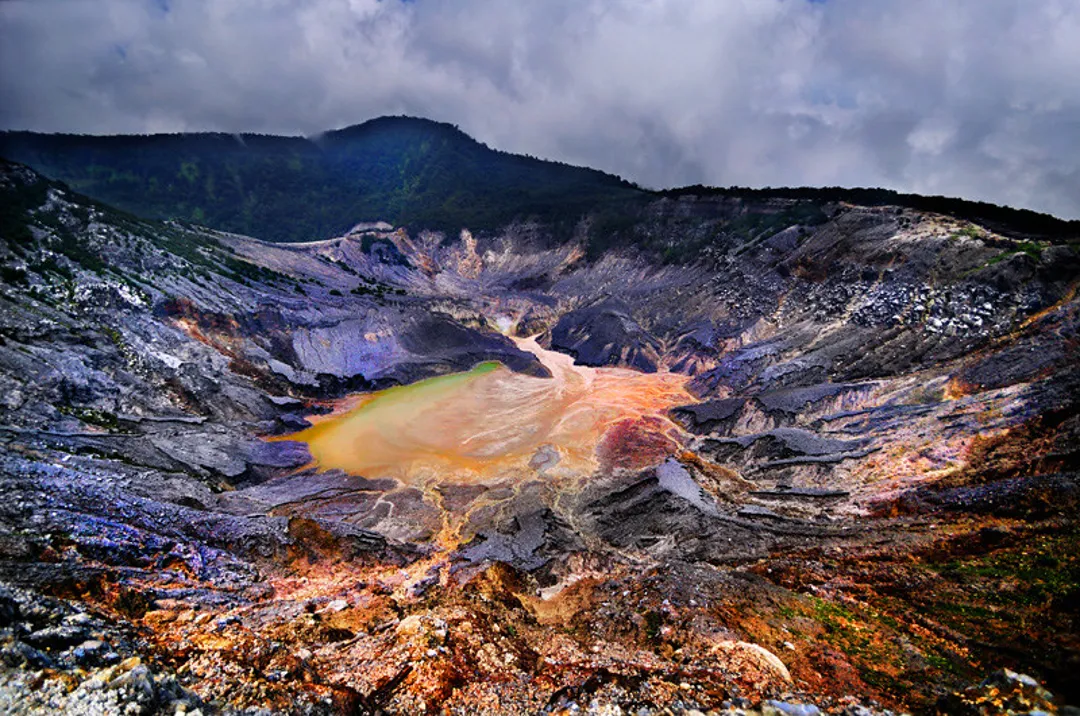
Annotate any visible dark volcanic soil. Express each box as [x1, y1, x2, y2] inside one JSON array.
[[1, 160, 1078, 714]]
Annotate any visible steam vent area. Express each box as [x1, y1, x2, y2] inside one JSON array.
[[1, 157, 1078, 714]]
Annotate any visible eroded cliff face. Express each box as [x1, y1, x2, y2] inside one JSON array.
[[1, 160, 1078, 714]]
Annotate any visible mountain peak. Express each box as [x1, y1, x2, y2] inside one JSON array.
[[319, 115, 471, 142], [0, 117, 640, 242]]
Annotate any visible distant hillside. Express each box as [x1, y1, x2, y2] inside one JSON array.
[[0, 116, 642, 242], [660, 185, 1080, 243], [3, 115, 1077, 246]]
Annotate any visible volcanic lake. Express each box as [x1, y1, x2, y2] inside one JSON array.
[[281, 336, 694, 487]]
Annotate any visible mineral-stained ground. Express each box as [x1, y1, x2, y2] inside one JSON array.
[[0, 158, 1078, 714]]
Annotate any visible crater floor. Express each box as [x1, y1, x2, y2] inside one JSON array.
[[1, 161, 1077, 714]]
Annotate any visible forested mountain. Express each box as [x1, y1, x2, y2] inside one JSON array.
[[0, 116, 642, 242], [6, 116, 1079, 248]]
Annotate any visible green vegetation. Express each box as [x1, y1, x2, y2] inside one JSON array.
[[349, 277, 404, 299], [50, 218, 106, 274], [935, 534, 1080, 609], [0, 158, 302, 291], [102, 326, 126, 350], [0, 116, 642, 243], [1015, 240, 1046, 259], [149, 222, 299, 286], [4, 117, 1075, 272], [985, 240, 1046, 267], [0, 175, 107, 275], [57, 404, 120, 430], [949, 224, 984, 241], [0, 168, 49, 255]]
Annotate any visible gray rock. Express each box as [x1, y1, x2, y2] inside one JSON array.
[[763, 701, 821, 716]]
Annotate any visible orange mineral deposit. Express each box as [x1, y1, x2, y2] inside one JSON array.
[[281, 336, 692, 486]]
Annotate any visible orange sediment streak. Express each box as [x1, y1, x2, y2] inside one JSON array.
[[278, 335, 693, 487]]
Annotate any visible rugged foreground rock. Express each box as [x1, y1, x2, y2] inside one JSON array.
[[1, 160, 1078, 713]]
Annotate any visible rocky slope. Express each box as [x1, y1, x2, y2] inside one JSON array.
[[1, 157, 1078, 714]]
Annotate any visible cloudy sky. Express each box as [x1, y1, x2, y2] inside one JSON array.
[[2, 0, 1079, 218]]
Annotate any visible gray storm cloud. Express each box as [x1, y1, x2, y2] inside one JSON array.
[[1, 0, 1079, 218]]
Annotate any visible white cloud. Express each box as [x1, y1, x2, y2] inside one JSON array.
[[907, 117, 958, 157], [1, 0, 1078, 218]]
